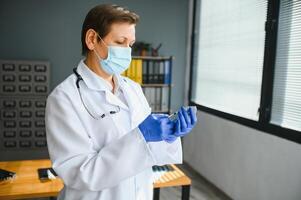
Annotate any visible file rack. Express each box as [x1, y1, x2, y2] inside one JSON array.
[[0, 60, 50, 161]]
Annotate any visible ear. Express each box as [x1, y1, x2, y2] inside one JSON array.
[[85, 29, 98, 51]]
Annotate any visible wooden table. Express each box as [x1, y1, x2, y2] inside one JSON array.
[[0, 159, 191, 200], [153, 164, 191, 200], [0, 159, 63, 200]]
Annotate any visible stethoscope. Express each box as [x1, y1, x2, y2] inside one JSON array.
[[73, 67, 120, 120]]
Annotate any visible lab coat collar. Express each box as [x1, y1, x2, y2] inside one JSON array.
[[77, 59, 119, 92], [76, 59, 129, 110]]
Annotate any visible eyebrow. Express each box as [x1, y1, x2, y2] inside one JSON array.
[[117, 36, 135, 43]]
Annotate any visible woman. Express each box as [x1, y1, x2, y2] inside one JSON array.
[[45, 4, 197, 200]]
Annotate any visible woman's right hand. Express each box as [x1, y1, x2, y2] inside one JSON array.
[[138, 114, 177, 143]]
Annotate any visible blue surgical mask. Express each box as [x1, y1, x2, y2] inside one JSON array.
[[94, 35, 132, 75]]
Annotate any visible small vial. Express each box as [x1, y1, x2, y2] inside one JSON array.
[[168, 106, 197, 121]]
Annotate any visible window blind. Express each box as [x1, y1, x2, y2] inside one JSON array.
[[191, 0, 268, 120], [271, 0, 301, 131]]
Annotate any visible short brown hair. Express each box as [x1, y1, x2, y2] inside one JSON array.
[[81, 4, 139, 55]]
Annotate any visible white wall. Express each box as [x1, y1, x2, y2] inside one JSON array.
[[183, 110, 301, 200]]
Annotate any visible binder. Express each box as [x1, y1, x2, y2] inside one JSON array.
[[144, 88, 155, 111], [161, 87, 169, 112], [148, 61, 154, 84], [142, 60, 148, 84], [136, 59, 143, 84], [155, 87, 162, 111], [158, 61, 164, 83], [153, 61, 159, 83], [133, 59, 137, 82], [149, 88, 156, 111], [144, 87, 150, 104], [164, 60, 171, 84]]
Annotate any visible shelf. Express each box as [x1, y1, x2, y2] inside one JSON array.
[[142, 84, 172, 87], [132, 56, 173, 60]]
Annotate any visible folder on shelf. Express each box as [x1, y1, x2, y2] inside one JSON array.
[[153, 61, 159, 84], [161, 87, 169, 112], [159, 61, 165, 84], [136, 59, 143, 84], [155, 87, 162, 111], [142, 60, 148, 84], [144, 88, 154, 111], [148, 61, 154, 84], [164, 60, 171, 84], [149, 88, 156, 111]]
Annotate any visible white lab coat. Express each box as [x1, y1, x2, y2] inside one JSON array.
[[45, 60, 183, 200]]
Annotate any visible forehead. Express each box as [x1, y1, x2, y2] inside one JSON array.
[[107, 22, 136, 40]]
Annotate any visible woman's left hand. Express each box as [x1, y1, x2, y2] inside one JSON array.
[[174, 106, 197, 137]]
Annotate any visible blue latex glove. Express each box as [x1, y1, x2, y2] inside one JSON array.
[[151, 113, 178, 143], [138, 114, 177, 143], [174, 106, 197, 137]]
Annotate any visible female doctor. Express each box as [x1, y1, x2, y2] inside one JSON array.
[[45, 4, 197, 200]]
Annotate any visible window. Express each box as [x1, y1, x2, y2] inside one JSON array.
[[271, 0, 301, 132], [191, 0, 268, 120], [190, 0, 301, 143]]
